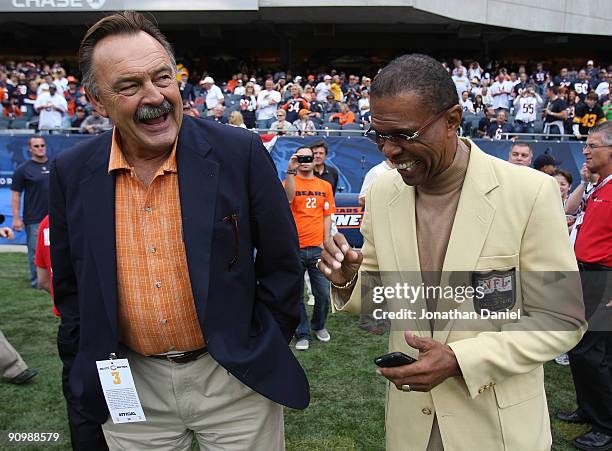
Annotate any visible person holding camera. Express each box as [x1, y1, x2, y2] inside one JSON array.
[[513, 86, 542, 137], [283, 147, 336, 351]]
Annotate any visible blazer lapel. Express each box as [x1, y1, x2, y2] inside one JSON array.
[[176, 120, 218, 322], [81, 137, 118, 340], [387, 178, 431, 337], [434, 142, 498, 343]]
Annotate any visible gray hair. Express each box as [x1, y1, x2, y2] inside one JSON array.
[[590, 121, 612, 146], [79, 11, 176, 99]]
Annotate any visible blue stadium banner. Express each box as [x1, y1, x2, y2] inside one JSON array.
[[0, 133, 587, 246]]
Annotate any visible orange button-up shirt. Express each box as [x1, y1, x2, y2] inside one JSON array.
[[109, 129, 205, 355]]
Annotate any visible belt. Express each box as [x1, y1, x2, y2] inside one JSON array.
[[577, 261, 612, 271], [148, 347, 208, 364]]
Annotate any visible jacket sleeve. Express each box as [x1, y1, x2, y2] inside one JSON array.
[[248, 134, 302, 342], [49, 158, 108, 450], [449, 176, 586, 399]]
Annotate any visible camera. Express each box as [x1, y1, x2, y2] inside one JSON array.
[[297, 155, 314, 164]]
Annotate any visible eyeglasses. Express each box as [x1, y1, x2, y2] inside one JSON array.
[[583, 143, 610, 151], [364, 108, 450, 148], [31, 144, 46, 148]]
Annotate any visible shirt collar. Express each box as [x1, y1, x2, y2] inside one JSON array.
[[108, 127, 178, 175]]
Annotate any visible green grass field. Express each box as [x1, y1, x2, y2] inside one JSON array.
[[0, 252, 588, 450]]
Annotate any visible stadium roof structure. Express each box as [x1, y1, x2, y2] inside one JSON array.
[[1, 0, 610, 36]]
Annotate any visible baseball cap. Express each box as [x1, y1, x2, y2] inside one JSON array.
[[324, 75, 332, 81], [471, 77, 480, 84], [587, 60, 594, 66], [533, 153, 561, 171], [294, 76, 303, 83], [67, 75, 78, 83], [202, 76, 214, 84], [250, 77, 257, 83]]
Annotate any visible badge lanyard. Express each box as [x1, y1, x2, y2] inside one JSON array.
[[571, 174, 612, 245]]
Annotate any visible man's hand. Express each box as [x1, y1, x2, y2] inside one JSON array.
[[0, 227, 15, 240], [12, 217, 24, 232], [377, 331, 462, 392], [287, 154, 300, 172], [318, 233, 362, 286]]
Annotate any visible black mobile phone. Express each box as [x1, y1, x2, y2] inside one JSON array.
[[297, 155, 314, 164], [374, 352, 417, 368]]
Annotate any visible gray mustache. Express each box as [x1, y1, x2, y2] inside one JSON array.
[[135, 100, 173, 121]]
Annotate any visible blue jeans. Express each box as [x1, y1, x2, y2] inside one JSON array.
[[514, 121, 535, 139], [25, 223, 39, 287], [295, 246, 330, 340], [256, 118, 274, 130]]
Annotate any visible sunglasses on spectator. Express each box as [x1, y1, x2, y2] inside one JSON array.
[[31, 144, 46, 148], [364, 107, 451, 147]]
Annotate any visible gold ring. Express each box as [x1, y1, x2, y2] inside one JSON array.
[[400, 384, 411, 392]]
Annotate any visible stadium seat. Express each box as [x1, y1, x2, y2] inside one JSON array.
[[9, 118, 29, 129], [0, 117, 10, 130], [320, 122, 342, 136], [341, 123, 363, 132]]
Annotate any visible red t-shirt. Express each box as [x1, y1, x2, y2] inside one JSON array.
[[34, 215, 59, 317], [574, 180, 612, 267]]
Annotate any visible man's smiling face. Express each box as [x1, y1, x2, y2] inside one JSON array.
[[87, 31, 182, 155]]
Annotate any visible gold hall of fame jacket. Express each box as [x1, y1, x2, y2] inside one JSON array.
[[332, 138, 586, 451]]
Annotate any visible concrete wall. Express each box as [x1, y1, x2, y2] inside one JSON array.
[[260, 0, 612, 36]]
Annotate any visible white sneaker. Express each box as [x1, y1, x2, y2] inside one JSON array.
[[307, 295, 315, 306], [295, 339, 309, 351], [555, 353, 570, 366], [315, 329, 330, 342]]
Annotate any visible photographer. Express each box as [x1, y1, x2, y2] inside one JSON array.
[[283, 147, 335, 351], [513, 86, 542, 137]]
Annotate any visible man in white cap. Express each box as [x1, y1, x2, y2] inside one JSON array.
[[200, 76, 224, 115]]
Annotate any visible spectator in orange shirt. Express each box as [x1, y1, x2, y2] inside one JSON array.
[[283, 146, 336, 351], [329, 103, 356, 126]]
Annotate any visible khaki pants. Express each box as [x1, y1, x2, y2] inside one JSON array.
[[0, 330, 28, 380], [102, 351, 284, 451]]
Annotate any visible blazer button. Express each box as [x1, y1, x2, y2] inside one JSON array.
[[422, 408, 432, 415], [478, 387, 485, 394]]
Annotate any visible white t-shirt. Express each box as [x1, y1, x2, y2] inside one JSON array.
[[256, 89, 282, 120], [595, 81, 609, 98], [359, 160, 394, 199], [490, 81, 513, 110], [358, 98, 370, 115], [315, 82, 332, 103], [205, 85, 224, 110], [461, 99, 474, 113], [514, 96, 539, 123], [452, 75, 470, 98], [35, 92, 68, 130]]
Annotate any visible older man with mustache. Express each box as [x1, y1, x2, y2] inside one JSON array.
[[49, 11, 308, 451]]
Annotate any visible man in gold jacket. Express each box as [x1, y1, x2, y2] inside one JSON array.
[[319, 54, 586, 451]]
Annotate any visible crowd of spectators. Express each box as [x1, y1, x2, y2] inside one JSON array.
[[1, 58, 610, 138]]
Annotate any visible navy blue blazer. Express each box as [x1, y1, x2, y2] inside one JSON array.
[[49, 116, 309, 437]]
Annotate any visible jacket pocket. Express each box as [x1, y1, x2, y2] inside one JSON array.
[[475, 254, 519, 271]]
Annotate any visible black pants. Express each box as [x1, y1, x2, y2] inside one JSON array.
[[568, 263, 612, 435]]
